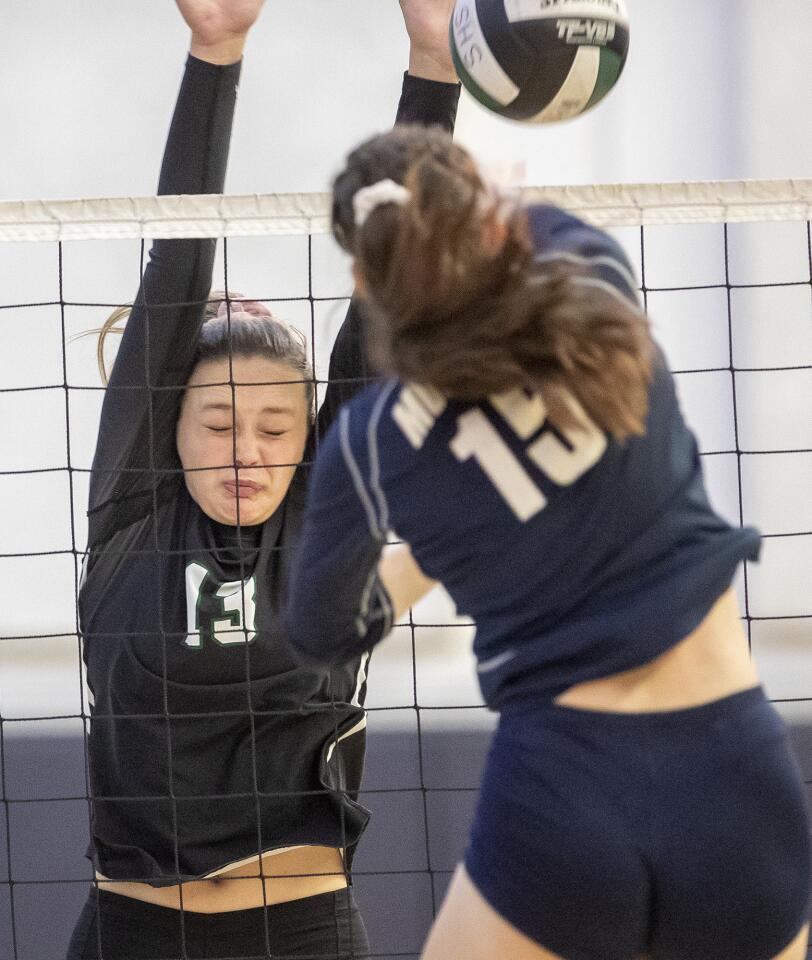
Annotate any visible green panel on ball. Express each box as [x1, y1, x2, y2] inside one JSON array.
[[450, 22, 510, 117], [585, 48, 624, 111]]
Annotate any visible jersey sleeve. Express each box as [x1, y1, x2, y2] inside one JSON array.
[[315, 73, 462, 440], [526, 204, 640, 306], [286, 400, 394, 665], [87, 55, 241, 549]]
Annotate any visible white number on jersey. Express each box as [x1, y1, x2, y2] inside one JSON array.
[[392, 384, 448, 450], [451, 388, 607, 521], [185, 562, 257, 649]]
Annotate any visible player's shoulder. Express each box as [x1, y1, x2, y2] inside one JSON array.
[[525, 203, 639, 304], [339, 379, 399, 435], [320, 379, 398, 470], [338, 378, 450, 460], [525, 203, 615, 253]]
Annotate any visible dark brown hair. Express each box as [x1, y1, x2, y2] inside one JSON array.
[[96, 291, 314, 415], [332, 127, 653, 440]]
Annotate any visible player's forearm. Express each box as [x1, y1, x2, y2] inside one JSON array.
[[124, 54, 240, 387], [378, 543, 437, 621], [287, 560, 393, 667], [157, 55, 240, 196]]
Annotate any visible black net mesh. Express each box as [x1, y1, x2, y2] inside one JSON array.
[[0, 186, 810, 959]]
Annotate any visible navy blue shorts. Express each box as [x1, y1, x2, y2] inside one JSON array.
[[465, 686, 810, 960]]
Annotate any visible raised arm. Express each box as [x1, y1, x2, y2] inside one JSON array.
[[87, 0, 265, 549], [316, 0, 460, 438]]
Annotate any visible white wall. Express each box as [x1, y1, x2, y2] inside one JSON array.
[[2, 0, 811, 203]]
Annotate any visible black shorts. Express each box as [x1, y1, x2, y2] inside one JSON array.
[[66, 887, 369, 959], [465, 686, 810, 960]]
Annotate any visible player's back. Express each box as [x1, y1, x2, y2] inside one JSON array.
[[350, 350, 758, 707], [291, 204, 760, 707]]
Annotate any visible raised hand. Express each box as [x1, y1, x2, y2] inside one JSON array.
[[399, 0, 458, 83], [175, 0, 267, 64]]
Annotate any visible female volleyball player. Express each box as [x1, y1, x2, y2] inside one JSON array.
[[285, 135, 812, 959], [67, 0, 461, 957]]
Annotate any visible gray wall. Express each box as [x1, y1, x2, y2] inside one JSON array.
[[2, 723, 811, 960]]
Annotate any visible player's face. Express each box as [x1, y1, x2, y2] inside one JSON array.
[[176, 355, 310, 526]]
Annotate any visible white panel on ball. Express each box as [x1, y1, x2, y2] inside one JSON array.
[[530, 45, 601, 121], [452, 0, 521, 106], [504, 0, 629, 25]]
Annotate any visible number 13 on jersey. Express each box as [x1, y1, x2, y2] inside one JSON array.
[[450, 388, 607, 521]]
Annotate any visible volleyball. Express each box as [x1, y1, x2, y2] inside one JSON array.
[[450, 0, 630, 123]]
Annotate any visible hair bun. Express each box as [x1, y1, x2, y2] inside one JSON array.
[[216, 299, 272, 320]]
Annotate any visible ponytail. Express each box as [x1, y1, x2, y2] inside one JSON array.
[[94, 306, 130, 386], [332, 127, 653, 441]]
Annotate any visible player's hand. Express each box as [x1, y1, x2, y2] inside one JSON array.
[[399, 0, 458, 84], [175, 0, 267, 64]]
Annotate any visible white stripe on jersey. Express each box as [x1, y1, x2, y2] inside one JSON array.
[[355, 567, 378, 640], [340, 408, 384, 541], [534, 250, 639, 303], [570, 275, 641, 309], [355, 572, 394, 643], [79, 636, 95, 711], [78, 553, 95, 712], [351, 652, 371, 707], [325, 715, 368, 764], [477, 648, 517, 674], [324, 653, 370, 767], [530, 269, 641, 311], [375, 579, 394, 638], [367, 382, 396, 534]]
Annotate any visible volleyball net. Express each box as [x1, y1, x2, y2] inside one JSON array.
[[0, 179, 811, 959]]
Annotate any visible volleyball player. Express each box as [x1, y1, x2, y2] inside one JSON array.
[[67, 0, 461, 957], [285, 130, 812, 958]]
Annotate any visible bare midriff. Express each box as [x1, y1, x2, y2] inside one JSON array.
[[553, 588, 759, 713], [97, 845, 348, 913]]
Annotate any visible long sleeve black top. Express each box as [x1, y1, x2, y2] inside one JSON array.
[[80, 55, 461, 884]]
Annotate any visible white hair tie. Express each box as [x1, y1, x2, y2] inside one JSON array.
[[353, 179, 411, 228]]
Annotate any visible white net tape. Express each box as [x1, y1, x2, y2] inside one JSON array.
[[1, 178, 811, 242]]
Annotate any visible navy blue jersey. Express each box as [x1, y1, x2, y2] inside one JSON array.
[[79, 57, 461, 883], [286, 205, 761, 708]]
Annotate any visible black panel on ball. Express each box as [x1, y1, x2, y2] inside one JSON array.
[[507, 19, 584, 120], [608, 24, 630, 64], [474, 0, 579, 121], [473, 0, 544, 89]]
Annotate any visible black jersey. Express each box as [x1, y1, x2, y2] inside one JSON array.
[[79, 57, 461, 884], [286, 206, 761, 707]]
